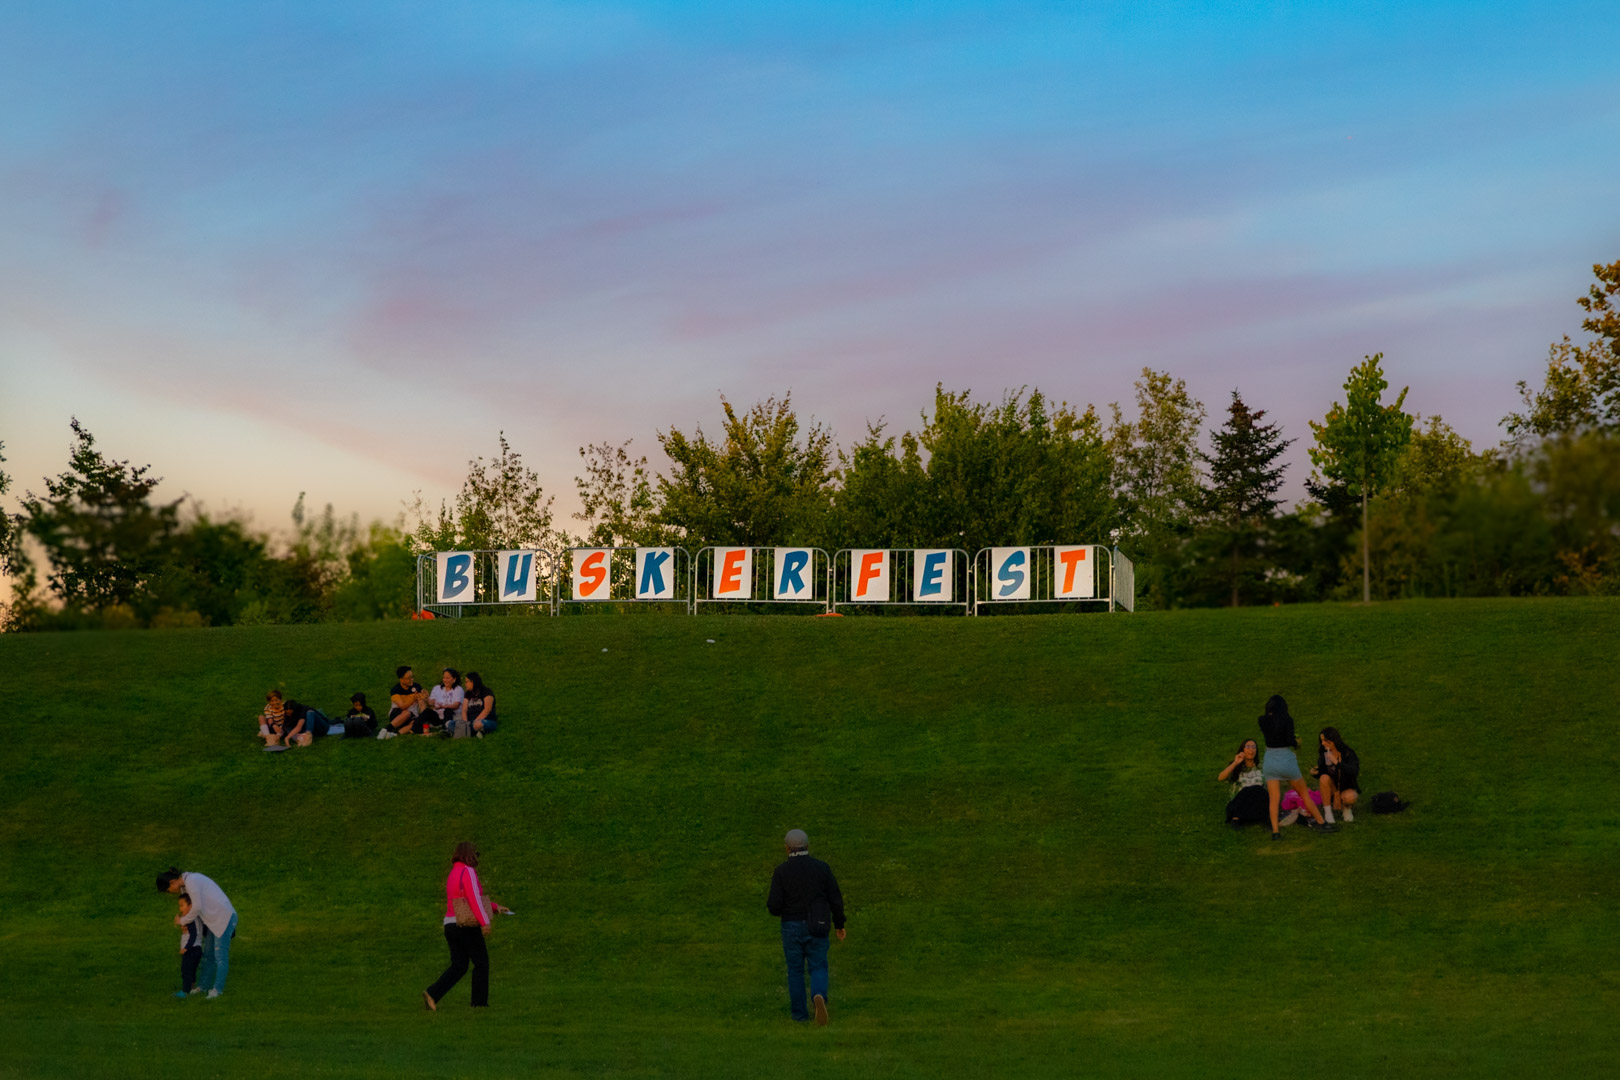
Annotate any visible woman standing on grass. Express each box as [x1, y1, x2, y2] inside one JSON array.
[[1313, 727, 1361, 824], [424, 841, 508, 1010], [1259, 696, 1336, 841], [1219, 738, 1268, 826]]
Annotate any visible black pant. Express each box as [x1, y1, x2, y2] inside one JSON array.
[[181, 945, 202, 991], [427, 924, 489, 1006]]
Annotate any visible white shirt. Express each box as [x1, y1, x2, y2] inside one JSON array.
[[177, 872, 236, 937], [429, 685, 465, 713]]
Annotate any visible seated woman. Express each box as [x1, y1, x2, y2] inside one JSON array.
[[1312, 727, 1361, 824], [461, 672, 498, 738], [282, 700, 331, 747], [1219, 739, 1268, 826], [257, 690, 287, 746], [427, 668, 464, 734]]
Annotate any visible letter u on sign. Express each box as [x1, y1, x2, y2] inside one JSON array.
[[572, 548, 612, 601], [991, 547, 1030, 600], [497, 550, 538, 602], [436, 552, 475, 604], [636, 547, 675, 600], [851, 550, 889, 601], [714, 547, 753, 599], [1053, 545, 1095, 599]]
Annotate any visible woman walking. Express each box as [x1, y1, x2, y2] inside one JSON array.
[[424, 842, 503, 1010], [1258, 696, 1336, 841]]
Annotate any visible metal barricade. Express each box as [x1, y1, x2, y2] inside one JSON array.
[[692, 547, 831, 613], [832, 548, 971, 613], [416, 549, 560, 617], [556, 546, 693, 612], [971, 545, 1120, 615], [1111, 547, 1135, 612]]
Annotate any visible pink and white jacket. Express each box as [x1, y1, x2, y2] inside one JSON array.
[[443, 861, 491, 927]]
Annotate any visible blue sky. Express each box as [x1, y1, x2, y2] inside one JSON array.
[[2, 0, 1617, 532]]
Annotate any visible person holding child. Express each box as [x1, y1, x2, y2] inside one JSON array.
[[157, 868, 238, 998], [174, 894, 204, 998]]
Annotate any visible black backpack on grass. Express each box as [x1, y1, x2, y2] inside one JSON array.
[[1370, 791, 1410, 814]]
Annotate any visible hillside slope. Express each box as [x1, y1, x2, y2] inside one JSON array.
[[2, 600, 1617, 1078]]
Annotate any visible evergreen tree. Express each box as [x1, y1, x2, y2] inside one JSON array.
[[1200, 391, 1291, 606]]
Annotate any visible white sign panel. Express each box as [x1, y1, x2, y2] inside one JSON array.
[[496, 551, 540, 603], [713, 547, 753, 600], [436, 552, 475, 604], [635, 547, 676, 600], [774, 548, 815, 600], [990, 547, 1031, 600], [913, 549, 953, 602], [1053, 545, 1096, 599], [850, 549, 890, 601], [571, 548, 612, 601]]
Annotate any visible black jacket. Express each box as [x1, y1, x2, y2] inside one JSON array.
[[1316, 741, 1360, 779], [767, 854, 845, 930]]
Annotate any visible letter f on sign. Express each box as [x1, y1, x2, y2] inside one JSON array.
[[857, 551, 886, 599]]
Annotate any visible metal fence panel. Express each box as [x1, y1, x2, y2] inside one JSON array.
[[832, 549, 971, 613], [558, 546, 693, 610], [416, 550, 561, 617], [692, 547, 831, 612], [971, 545, 1118, 615]]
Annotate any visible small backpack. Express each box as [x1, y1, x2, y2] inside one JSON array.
[[1370, 791, 1410, 814]]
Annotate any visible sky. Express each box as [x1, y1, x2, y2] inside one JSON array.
[[3, 0, 1618, 540]]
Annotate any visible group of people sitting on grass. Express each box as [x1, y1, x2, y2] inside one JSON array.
[[1219, 695, 1360, 840], [254, 665, 499, 747]]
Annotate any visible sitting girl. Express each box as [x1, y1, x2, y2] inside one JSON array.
[[344, 693, 378, 738], [426, 668, 464, 734], [461, 672, 498, 738], [257, 690, 287, 746], [1312, 727, 1361, 824], [1219, 739, 1267, 826]]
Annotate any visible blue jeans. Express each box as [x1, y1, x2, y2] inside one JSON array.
[[779, 920, 829, 1021], [197, 913, 237, 993]]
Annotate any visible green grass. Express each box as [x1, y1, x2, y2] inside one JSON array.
[[2, 599, 1618, 1078]]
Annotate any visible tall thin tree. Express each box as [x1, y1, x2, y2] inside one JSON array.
[[1201, 391, 1291, 606]]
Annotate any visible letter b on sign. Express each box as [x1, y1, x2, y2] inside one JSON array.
[[437, 552, 475, 604]]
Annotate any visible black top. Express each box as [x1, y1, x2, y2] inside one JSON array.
[[284, 700, 309, 722], [390, 681, 421, 700], [348, 705, 376, 720], [465, 693, 496, 720], [1258, 712, 1297, 749], [1317, 740, 1360, 776], [767, 853, 846, 929]]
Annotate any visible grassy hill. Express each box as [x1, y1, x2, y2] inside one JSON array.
[[2, 599, 1618, 1078]]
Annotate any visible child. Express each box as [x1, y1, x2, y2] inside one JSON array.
[[257, 690, 287, 746], [174, 894, 203, 998], [345, 692, 378, 739]]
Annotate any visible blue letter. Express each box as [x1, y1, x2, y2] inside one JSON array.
[[996, 550, 1026, 597], [780, 549, 809, 595], [640, 550, 670, 595], [918, 551, 947, 596], [503, 552, 532, 598], [444, 553, 473, 599]]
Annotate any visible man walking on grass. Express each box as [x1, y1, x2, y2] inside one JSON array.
[[767, 828, 846, 1025]]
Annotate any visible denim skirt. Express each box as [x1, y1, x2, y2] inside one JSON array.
[[1262, 746, 1302, 782]]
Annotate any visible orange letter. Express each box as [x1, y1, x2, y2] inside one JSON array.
[[719, 549, 747, 594], [857, 551, 885, 598], [1058, 548, 1086, 594], [581, 551, 607, 595]]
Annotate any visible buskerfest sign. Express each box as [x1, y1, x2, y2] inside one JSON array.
[[420, 543, 1133, 614]]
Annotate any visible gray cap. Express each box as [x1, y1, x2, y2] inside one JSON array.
[[784, 829, 809, 851]]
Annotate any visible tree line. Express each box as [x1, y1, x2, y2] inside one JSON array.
[[2, 259, 1616, 630]]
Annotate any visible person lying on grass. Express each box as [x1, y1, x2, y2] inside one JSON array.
[[380, 666, 427, 739], [281, 700, 332, 747], [1311, 727, 1361, 824], [460, 672, 498, 738], [1219, 738, 1267, 826], [257, 690, 287, 746], [1258, 695, 1337, 840]]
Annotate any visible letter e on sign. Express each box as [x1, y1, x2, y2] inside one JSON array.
[[913, 549, 952, 602], [714, 547, 753, 599]]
